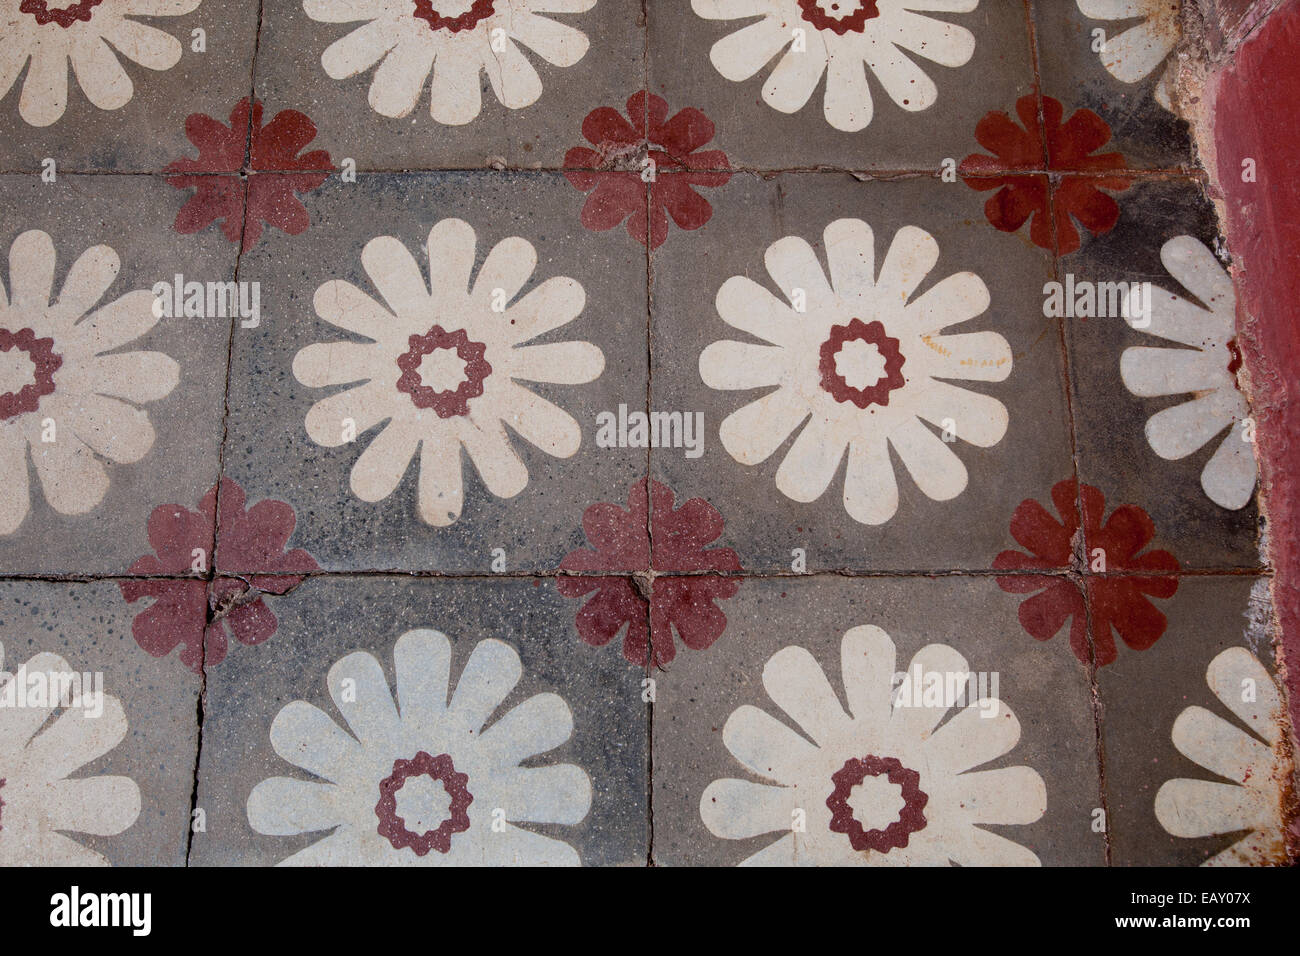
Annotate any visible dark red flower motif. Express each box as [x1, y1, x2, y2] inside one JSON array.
[[558, 478, 741, 667], [961, 95, 1132, 255], [375, 751, 473, 856], [396, 325, 491, 418], [819, 318, 906, 409], [166, 98, 333, 252], [0, 327, 61, 421], [0, 778, 6, 832], [827, 755, 928, 853], [412, 0, 494, 32], [797, 0, 879, 35], [994, 478, 1179, 667], [564, 91, 731, 250], [119, 479, 319, 672], [20, 0, 103, 27]]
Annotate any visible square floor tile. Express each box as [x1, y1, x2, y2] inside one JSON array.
[[651, 575, 1104, 866], [1030, 0, 1195, 171], [0, 1, 261, 172], [0, 174, 233, 574], [650, 0, 1036, 171], [650, 172, 1073, 572], [1061, 177, 1263, 570], [220, 170, 647, 573], [0, 580, 200, 866], [1096, 574, 1288, 865], [189, 575, 648, 866], [253, 0, 644, 171]]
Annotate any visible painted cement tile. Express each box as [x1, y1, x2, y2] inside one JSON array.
[[650, 172, 1074, 573], [0, 173, 233, 574], [252, 0, 643, 171], [649, 0, 1037, 171], [1060, 177, 1263, 570], [220, 171, 647, 573], [0, 0, 261, 172], [0, 579, 200, 866], [189, 574, 648, 866], [1096, 574, 1291, 866], [1030, 0, 1196, 171], [651, 575, 1104, 866]]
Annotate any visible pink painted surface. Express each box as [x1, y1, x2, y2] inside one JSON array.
[[1210, 0, 1300, 794]]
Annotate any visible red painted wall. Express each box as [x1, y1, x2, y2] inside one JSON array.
[[1209, 0, 1300, 790]]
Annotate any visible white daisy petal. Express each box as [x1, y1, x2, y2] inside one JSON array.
[[1200, 424, 1258, 511], [722, 703, 822, 784], [1144, 392, 1233, 461], [368, 37, 436, 119], [447, 638, 522, 735], [762, 45, 829, 115], [393, 628, 453, 734], [1171, 705, 1272, 785], [350, 420, 420, 502], [842, 436, 898, 525], [701, 778, 795, 839], [775, 416, 850, 503], [1155, 778, 1267, 838], [709, 16, 796, 83], [762, 645, 852, 747], [477, 692, 573, 766], [428, 41, 484, 125], [493, 764, 591, 824], [269, 699, 368, 783], [247, 778, 342, 836], [328, 650, 403, 751], [718, 389, 809, 465], [697, 341, 786, 391], [890, 414, 968, 501], [417, 438, 465, 526], [1206, 647, 1280, 742]]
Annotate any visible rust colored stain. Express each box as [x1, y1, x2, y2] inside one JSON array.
[[1209, 0, 1300, 859]]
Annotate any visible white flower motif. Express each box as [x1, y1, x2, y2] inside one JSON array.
[[1120, 236, 1257, 510], [0, 641, 141, 865], [0, 0, 200, 127], [699, 218, 1010, 525], [1154, 647, 1288, 866], [692, 0, 978, 132], [293, 218, 604, 527], [304, 0, 593, 125], [0, 230, 180, 535], [1077, 0, 1180, 111], [701, 625, 1046, 865], [247, 628, 592, 865]]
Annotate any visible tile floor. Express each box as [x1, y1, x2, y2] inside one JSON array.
[[0, 0, 1291, 867]]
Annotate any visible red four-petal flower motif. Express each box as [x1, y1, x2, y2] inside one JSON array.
[[565, 91, 731, 250], [559, 478, 741, 667], [119, 479, 319, 672], [962, 95, 1132, 254], [994, 478, 1179, 667], [166, 98, 333, 252]]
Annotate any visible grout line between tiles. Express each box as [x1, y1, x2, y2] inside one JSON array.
[[1024, 0, 1114, 868]]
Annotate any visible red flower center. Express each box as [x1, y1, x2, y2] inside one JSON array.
[[19, 0, 104, 27], [818, 318, 906, 408], [0, 327, 62, 421], [826, 754, 928, 853], [396, 325, 492, 419], [375, 751, 473, 856], [412, 0, 495, 32], [797, 0, 880, 35]]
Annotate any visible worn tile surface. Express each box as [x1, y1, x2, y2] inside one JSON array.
[[0, 0, 1292, 867]]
